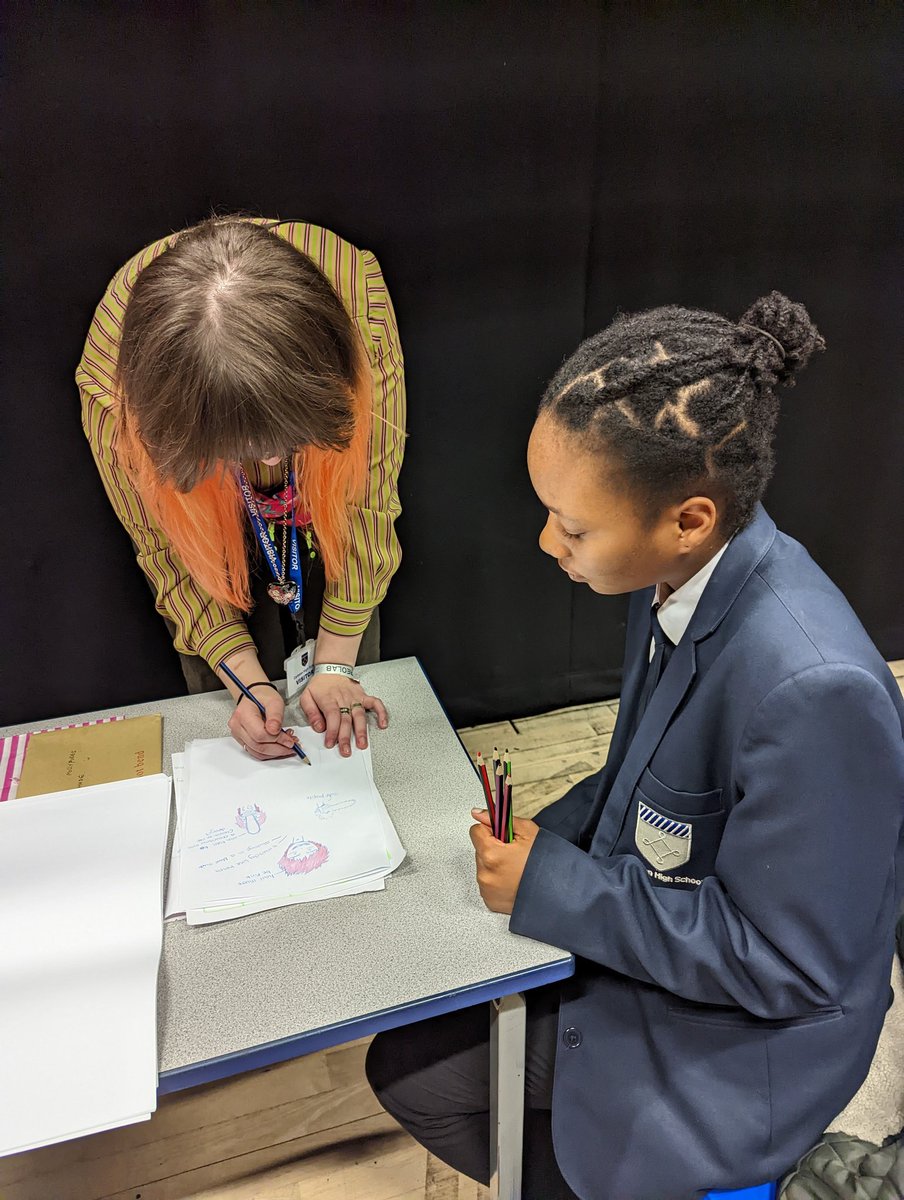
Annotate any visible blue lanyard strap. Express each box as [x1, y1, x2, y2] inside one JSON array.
[[237, 467, 303, 613]]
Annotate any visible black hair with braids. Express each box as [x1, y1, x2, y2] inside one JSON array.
[[539, 291, 826, 534]]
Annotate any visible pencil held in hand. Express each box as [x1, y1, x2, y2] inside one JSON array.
[[476, 752, 496, 827], [473, 749, 514, 842], [218, 661, 311, 765]]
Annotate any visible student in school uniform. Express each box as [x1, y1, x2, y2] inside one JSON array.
[[77, 217, 405, 760], [366, 292, 904, 1199]]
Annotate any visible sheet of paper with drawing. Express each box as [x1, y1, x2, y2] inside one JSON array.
[[165, 752, 392, 923], [178, 730, 405, 925]]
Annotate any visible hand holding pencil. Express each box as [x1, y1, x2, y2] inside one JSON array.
[[219, 660, 311, 765], [470, 747, 538, 911], [475, 748, 514, 842], [469, 806, 539, 915]]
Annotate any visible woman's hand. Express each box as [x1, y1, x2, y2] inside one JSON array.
[[227, 684, 299, 760], [298, 673, 388, 756], [218, 649, 298, 761]]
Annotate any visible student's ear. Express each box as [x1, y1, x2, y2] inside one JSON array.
[[676, 497, 718, 551]]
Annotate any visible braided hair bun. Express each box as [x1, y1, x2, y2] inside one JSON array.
[[541, 289, 828, 533], [738, 290, 825, 388]]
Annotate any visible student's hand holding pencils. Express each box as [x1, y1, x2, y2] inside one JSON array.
[[469, 809, 540, 914]]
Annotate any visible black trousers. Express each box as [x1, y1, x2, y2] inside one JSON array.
[[365, 982, 580, 1199]]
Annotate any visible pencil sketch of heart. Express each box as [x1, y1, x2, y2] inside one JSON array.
[[235, 803, 267, 834], [278, 838, 329, 875]]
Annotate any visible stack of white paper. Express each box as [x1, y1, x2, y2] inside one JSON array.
[[171, 729, 405, 925], [0, 774, 171, 1156]]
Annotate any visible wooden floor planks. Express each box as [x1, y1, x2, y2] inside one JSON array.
[[457, 699, 619, 819]]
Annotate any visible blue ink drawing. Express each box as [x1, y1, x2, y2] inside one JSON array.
[[315, 796, 357, 819], [236, 803, 267, 834]]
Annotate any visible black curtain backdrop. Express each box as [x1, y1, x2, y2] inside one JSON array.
[[2, 2, 901, 728]]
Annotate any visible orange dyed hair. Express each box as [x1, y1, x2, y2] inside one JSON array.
[[114, 218, 372, 609], [118, 391, 370, 610]]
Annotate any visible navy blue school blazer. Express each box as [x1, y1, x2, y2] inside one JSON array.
[[510, 505, 904, 1200]]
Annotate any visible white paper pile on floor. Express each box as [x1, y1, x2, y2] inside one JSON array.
[[0, 775, 171, 1155], [168, 730, 405, 925]]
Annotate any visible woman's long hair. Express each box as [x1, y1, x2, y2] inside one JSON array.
[[114, 218, 371, 609]]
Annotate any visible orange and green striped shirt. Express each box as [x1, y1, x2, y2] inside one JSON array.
[[77, 221, 406, 669]]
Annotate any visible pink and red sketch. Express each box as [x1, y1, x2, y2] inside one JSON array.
[[278, 838, 329, 876]]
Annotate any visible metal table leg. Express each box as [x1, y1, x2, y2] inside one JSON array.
[[489, 992, 526, 1199]]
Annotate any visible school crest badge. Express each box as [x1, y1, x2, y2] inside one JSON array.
[[635, 802, 692, 870]]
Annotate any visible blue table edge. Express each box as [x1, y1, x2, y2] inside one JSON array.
[[158, 955, 574, 1095]]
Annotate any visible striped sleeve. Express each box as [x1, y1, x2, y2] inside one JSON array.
[[320, 249, 406, 636], [76, 247, 257, 669]]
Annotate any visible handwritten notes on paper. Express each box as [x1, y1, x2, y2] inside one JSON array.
[[14, 715, 163, 798], [173, 730, 404, 925]]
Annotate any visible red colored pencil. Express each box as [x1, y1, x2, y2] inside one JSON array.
[[476, 752, 496, 825]]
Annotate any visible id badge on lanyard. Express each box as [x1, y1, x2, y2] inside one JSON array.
[[236, 467, 303, 614]]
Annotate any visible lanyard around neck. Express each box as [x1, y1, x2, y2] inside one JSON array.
[[236, 467, 303, 613]]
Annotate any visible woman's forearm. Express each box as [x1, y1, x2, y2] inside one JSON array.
[[315, 628, 364, 669], [217, 646, 271, 701]]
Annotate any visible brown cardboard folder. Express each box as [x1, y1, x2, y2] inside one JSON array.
[[16, 716, 164, 798]]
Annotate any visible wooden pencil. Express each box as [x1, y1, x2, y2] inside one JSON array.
[[495, 762, 504, 840], [504, 754, 513, 841], [476, 752, 496, 825]]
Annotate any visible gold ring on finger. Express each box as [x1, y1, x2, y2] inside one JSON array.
[[338, 706, 352, 715], [351, 702, 364, 710]]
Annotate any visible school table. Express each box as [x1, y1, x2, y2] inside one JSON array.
[[2, 656, 574, 1200]]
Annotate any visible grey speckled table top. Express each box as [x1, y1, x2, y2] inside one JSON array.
[[2, 658, 572, 1081]]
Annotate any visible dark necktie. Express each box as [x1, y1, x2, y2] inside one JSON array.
[[634, 605, 674, 731], [580, 606, 675, 851]]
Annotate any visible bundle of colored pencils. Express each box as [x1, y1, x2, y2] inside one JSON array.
[[475, 749, 514, 842]]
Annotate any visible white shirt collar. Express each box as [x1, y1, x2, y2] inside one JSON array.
[[653, 540, 731, 648]]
